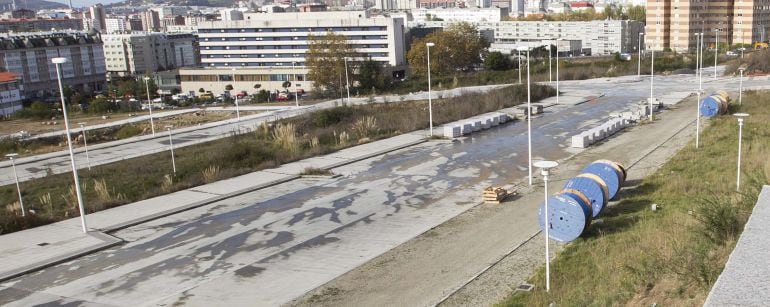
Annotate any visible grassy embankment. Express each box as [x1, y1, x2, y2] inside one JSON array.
[[500, 90, 770, 306], [0, 84, 554, 234]]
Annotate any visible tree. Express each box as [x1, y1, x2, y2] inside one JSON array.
[[199, 88, 205, 94], [357, 57, 385, 91], [281, 81, 291, 89], [407, 22, 488, 76], [627, 5, 646, 22], [225, 84, 233, 91], [484, 51, 513, 71], [306, 33, 358, 96], [88, 97, 115, 114], [254, 89, 270, 103], [253, 84, 261, 90]]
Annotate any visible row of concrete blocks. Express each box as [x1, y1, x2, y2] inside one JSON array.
[[570, 118, 629, 148], [443, 113, 510, 138], [610, 109, 647, 122]]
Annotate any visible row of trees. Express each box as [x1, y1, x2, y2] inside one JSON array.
[[513, 5, 645, 22], [406, 23, 489, 76], [305, 33, 390, 97]]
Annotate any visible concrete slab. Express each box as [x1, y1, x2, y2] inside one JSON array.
[[705, 186, 770, 306]]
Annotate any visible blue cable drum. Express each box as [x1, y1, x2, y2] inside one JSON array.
[[595, 159, 627, 183], [700, 94, 729, 118], [538, 191, 593, 242], [582, 161, 624, 200], [564, 174, 609, 217]]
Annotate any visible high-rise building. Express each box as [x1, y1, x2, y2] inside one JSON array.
[[646, 0, 770, 52], [0, 31, 106, 98], [88, 4, 106, 32], [105, 17, 129, 33], [102, 32, 198, 77], [141, 10, 161, 32]]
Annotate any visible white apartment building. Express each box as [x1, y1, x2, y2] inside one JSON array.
[[0, 72, 23, 116], [102, 32, 198, 77], [104, 17, 129, 33], [419, 20, 644, 56], [412, 7, 503, 23], [0, 31, 106, 98], [182, 11, 406, 94]]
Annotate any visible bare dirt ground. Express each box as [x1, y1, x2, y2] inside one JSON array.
[[290, 96, 702, 307]]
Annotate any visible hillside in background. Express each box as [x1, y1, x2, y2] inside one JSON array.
[[0, 0, 67, 10]]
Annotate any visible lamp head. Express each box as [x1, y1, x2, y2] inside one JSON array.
[[51, 57, 67, 64], [426, 42, 435, 47], [533, 160, 559, 169], [5, 153, 18, 158], [734, 113, 749, 118], [165, 125, 173, 130], [143, 76, 150, 81]]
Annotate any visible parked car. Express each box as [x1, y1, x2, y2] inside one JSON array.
[[726, 51, 738, 57]]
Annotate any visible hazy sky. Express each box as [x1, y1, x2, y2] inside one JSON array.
[[49, 0, 126, 8]]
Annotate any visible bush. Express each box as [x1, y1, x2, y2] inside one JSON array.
[[115, 125, 142, 139], [15, 101, 53, 119]]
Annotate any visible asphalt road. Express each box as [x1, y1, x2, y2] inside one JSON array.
[[1, 70, 767, 306]]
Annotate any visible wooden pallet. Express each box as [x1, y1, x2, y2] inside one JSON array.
[[483, 186, 512, 204]]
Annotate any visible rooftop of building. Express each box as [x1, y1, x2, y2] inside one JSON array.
[[0, 31, 101, 50], [0, 72, 20, 83]]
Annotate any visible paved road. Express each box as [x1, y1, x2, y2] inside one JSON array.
[[1, 71, 768, 306], [0, 84, 506, 186]]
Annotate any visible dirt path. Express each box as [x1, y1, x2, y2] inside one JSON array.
[[289, 96, 702, 307]]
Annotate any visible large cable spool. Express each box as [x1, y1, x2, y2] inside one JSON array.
[[700, 92, 731, 118], [582, 161, 624, 200], [564, 174, 609, 217], [538, 191, 593, 242]]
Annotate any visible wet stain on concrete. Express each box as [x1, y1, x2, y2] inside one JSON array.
[[286, 189, 368, 226], [234, 265, 266, 278]]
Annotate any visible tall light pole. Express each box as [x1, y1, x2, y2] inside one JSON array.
[[78, 123, 91, 170], [534, 160, 559, 292], [143, 76, 155, 136], [556, 39, 560, 105], [53, 57, 88, 233], [166, 125, 176, 175], [649, 42, 655, 121], [518, 50, 522, 84], [694, 33, 700, 82], [426, 42, 435, 137], [734, 113, 749, 190], [521, 47, 533, 186], [696, 90, 701, 149], [738, 68, 744, 105], [231, 68, 240, 121], [714, 28, 719, 79], [699, 32, 704, 91], [344, 57, 351, 104], [5, 153, 24, 217], [548, 44, 552, 83], [638, 33, 644, 78], [292, 62, 299, 107]]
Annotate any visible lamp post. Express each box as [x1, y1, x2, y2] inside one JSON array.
[[518, 49, 522, 84], [734, 113, 749, 191], [694, 33, 700, 82], [426, 42, 435, 137], [738, 68, 744, 106], [519, 47, 533, 186], [53, 57, 88, 233], [344, 57, 351, 104], [292, 62, 299, 107], [534, 160, 559, 292], [5, 153, 24, 217], [649, 42, 655, 121], [231, 68, 240, 121], [638, 33, 644, 79], [696, 90, 701, 149], [78, 123, 91, 170], [556, 39, 560, 105], [166, 125, 176, 175], [699, 32, 704, 91], [714, 28, 719, 80], [548, 44, 552, 83], [143, 76, 155, 136]]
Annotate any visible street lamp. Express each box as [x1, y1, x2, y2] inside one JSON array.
[[534, 160, 559, 292], [714, 28, 720, 79], [292, 62, 300, 107], [426, 42, 435, 137], [143, 76, 156, 136], [165, 125, 176, 175], [738, 68, 744, 105], [556, 39, 560, 105], [518, 46, 534, 186], [5, 153, 24, 217], [52, 57, 88, 233], [548, 44, 552, 83], [734, 113, 749, 190], [344, 57, 351, 104], [699, 32, 704, 91], [78, 123, 91, 170], [518, 49, 522, 84], [649, 41, 655, 121], [231, 68, 240, 121], [638, 33, 644, 78], [696, 90, 701, 149]]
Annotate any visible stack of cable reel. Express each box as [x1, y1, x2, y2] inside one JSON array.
[[538, 160, 627, 242]]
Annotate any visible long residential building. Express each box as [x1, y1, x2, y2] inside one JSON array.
[[102, 32, 198, 77], [181, 11, 406, 95], [646, 0, 770, 52], [0, 18, 83, 32], [0, 31, 106, 98], [417, 20, 644, 56]]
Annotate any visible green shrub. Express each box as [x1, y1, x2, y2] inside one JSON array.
[[115, 125, 142, 139]]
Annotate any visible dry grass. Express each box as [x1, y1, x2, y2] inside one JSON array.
[[500, 91, 770, 306], [272, 123, 299, 154], [202, 165, 220, 183]]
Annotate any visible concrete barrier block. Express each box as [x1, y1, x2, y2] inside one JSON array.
[[482, 118, 492, 129], [443, 125, 461, 138], [571, 134, 590, 148], [491, 116, 500, 126], [472, 120, 482, 132], [498, 113, 509, 123], [462, 123, 473, 135]]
